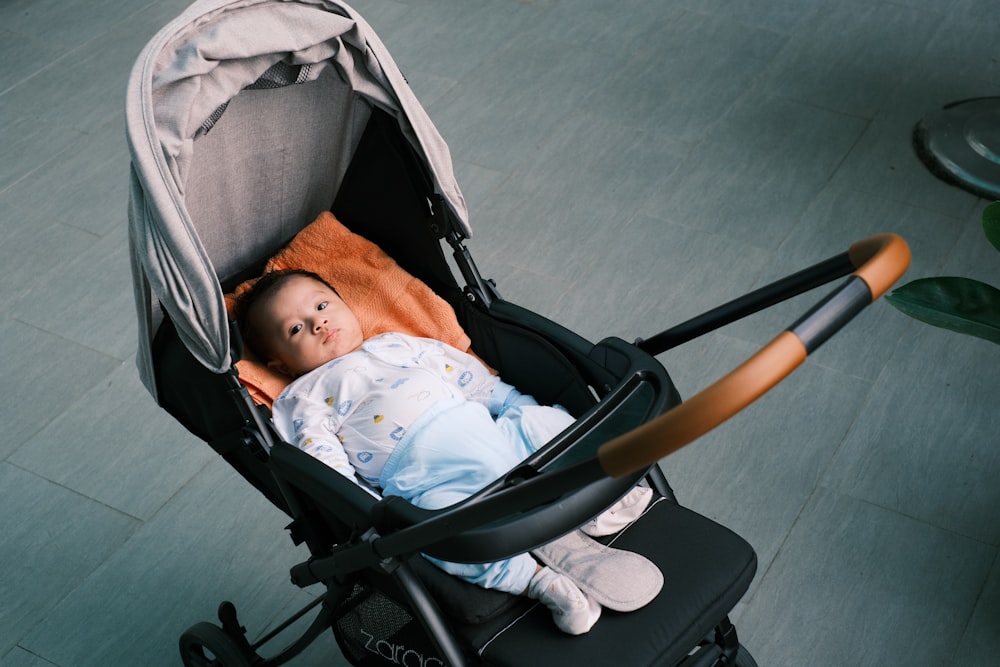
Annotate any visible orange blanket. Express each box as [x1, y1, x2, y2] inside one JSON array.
[[226, 211, 472, 407]]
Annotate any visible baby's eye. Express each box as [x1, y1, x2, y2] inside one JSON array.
[[289, 323, 303, 336], [317, 301, 328, 311]]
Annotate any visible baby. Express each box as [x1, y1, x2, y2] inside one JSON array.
[[236, 269, 650, 634]]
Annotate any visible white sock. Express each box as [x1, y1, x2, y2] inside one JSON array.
[[527, 566, 601, 635], [580, 486, 653, 537]]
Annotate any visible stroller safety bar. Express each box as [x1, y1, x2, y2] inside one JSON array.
[[599, 233, 910, 478]]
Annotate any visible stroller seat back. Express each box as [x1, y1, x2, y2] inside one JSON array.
[[185, 66, 365, 285]]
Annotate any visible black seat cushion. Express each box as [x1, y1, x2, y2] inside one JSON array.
[[476, 498, 757, 667]]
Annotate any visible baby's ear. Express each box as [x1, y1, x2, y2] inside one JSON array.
[[266, 357, 294, 378]]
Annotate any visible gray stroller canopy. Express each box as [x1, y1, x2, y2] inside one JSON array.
[[127, 0, 469, 399]]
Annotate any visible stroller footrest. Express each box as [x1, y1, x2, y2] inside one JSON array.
[[477, 498, 756, 667]]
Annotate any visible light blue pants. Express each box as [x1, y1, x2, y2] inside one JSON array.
[[380, 398, 574, 594]]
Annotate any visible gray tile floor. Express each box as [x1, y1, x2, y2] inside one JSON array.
[[3, 0, 999, 665]]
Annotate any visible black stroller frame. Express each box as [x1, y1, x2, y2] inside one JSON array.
[[127, 3, 910, 666]]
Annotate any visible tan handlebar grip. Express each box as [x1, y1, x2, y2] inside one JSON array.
[[597, 234, 911, 478], [598, 332, 807, 477], [849, 233, 911, 300]]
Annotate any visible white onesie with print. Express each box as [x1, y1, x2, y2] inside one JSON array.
[[272, 332, 576, 594], [273, 332, 524, 488]]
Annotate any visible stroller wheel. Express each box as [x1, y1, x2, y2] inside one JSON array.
[[179, 621, 252, 667]]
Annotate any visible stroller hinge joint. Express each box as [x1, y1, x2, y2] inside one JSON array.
[[448, 231, 497, 308], [291, 529, 389, 586], [714, 616, 741, 662], [426, 194, 448, 239]]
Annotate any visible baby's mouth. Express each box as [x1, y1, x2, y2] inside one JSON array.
[[323, 329, 339, 344]]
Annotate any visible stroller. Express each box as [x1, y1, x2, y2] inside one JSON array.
[[126, 1, 911, 665]]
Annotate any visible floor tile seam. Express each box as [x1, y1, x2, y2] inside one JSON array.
[[882, 0, 953, 15], [0, 72, 49, 100], [747, 480, 1000, 611], [0, 40, 82, 99], [1, 207, 105, 243], [53, 217, 113, 239], [936, 207, 992, 269], [808, 364, 878, 497], [4, 418, 61, 467], [0, 25, 47, 42], [0, 163, 53, 200], [777, 0, 951, 53], [640, 65, 782, 148], [879, 7, 957, 85], [760, 90, 878, 126], [545, 208, 646, 307], [633, 6, 793, 69], [0, 126, 93, 199], [821, 121, 875, 197], [0, 464, 143, 654], [3, 459, 147, 524], [689, 88, 874, 196], [0, 0, 157, 100], [712, 37, 812, 111], [607, 112, 705, 151], [824, 177, 981, 222], [813, 316, 999, 545], [6, 316, 128, 364], [801, 355, 880, 385], [655, 99, 871, 203], [889, 195, 983, 228], [729, 11, 861, 117], [912, 63, 1000, 90], [11, 567, 121, 667], [816, 177, 978, 229], [914, 1, 1000, 86], [820, 482, 1000, 548], [131, 457, 229, 529], [737, 484, 817, 611], [3, 347, 122, 470], [5, 644, 61, 667], [635, 206, 781, 258], [744, 8, 925, 118], [808, 317, 932, 499], [462, 161, 518, 207], [679, 6, 816, 39], [947, 548, 1000, 667]]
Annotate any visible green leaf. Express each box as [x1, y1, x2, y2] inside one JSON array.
[[984, 201, 1000, 253], [886, 277, 1000, 345]]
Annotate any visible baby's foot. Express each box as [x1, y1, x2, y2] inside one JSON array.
[[581, 486, 653, 537], [528, 566, 601, 635]]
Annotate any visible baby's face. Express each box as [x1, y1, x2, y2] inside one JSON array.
[[254, 275, 364, 376]]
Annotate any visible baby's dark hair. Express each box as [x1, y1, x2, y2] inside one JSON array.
[[234, 268, 339, 360]]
